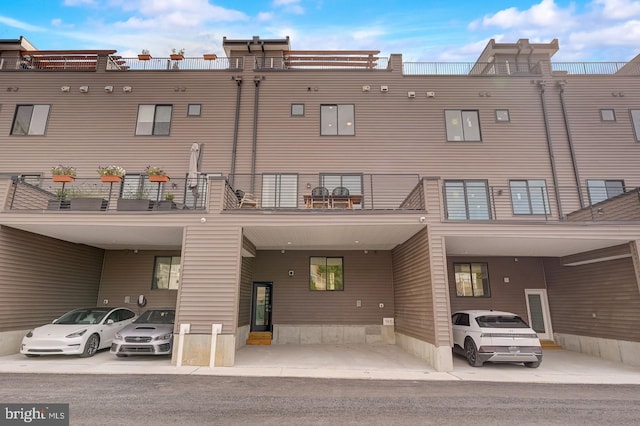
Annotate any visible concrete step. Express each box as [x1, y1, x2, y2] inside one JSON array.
[[246, 332, 272, 346], [541, 340, 562, 350]]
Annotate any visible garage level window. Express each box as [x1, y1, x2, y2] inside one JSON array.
[[445, 110, 481, 141], [586, 179, 625, 204], [11, 105, 51, 135], [136, 104, 172, 135], [152, 256, 181, 290], [454, 263, 490, 297], [321, 104, 355, 135], [310, 257, 343, 291]]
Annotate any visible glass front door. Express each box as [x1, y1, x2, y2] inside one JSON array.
[[525, 289, 553, 340], [251, 282, 272, 332]]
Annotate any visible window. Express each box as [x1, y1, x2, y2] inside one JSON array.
[[136, 105, 172, 135], [261, 174, 298, 208], [495, 109, 510, 122], [587, 179, 625, 204], [631, 110, 640, 141], [600, 109, 615, 122], [445, 110, 481, 141], [320, 173, 363, 207], [291, 103, 305, 116], [120, 174, 156, 200], [454, 263, 490, 297], [152, 256, 181, 290], [321, 104, 355, 135], [187, 104, 201, 116], [509, 180, 550, 215], [11, 105, 50, 135], [310, 257, 343, 291], [444, 180, 490, 220]]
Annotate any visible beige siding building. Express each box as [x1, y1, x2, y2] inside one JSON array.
[[1, 35, 640, 369]]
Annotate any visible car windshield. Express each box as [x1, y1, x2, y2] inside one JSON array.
[[133, 309, 175, 324], [55, 309, 109, 325], [475, 315, 529, 328]]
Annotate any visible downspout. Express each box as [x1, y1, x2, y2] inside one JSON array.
[[250, 77, 262, 194], [558, 81, 585, 208], [537, 80, 564, 219], [229, 77, 243, 187]]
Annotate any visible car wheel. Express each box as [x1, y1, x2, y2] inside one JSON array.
[[25, 354, 40, 358], [464, 338, 483, 367], [524, 361, 541, 368], [116, 354, 128, 358], [80, 334, 100, 358]]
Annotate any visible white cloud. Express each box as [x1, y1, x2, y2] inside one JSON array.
[[273, 0, 304, 14], [474, 0, 576, 30], [592, 0, 640, 19], [257, 12, 274, 21], [63, 0, 96, 5], [0, 15, 44, 32]]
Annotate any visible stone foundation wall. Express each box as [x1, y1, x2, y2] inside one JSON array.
[[273, 324, 395, 345], [554, 333, 640, 367]]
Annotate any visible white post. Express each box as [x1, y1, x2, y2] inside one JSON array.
[[176, 323, 190, 367], [209, 324, 222, 367]]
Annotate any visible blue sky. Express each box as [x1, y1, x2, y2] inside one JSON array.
[[1, 0, 639, 61]]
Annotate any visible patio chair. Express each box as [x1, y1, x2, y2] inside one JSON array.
[[331, 186, 351, 208], [239, 192, 259, 208], [310, 186, 330, 208]]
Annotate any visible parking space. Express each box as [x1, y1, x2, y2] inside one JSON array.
[[2, 345, 640, 384]]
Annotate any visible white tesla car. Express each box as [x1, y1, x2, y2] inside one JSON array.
[[451, 310, 543, 368], [21, 307, 136, 358]]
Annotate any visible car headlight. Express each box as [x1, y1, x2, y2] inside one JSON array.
[[25, 330, 33, 338], [65, 329, 87, 338], [154, 333, 172, 341]]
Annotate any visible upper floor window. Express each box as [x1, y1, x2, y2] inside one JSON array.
[[262, 173, 298, 208], [631, 110, 640, 141], [310, 256, 344, 291], [152, 256, 181, 290], [321, 104, 355, 135], [291, 103, 305, 116], [600, 109, 615, 122], [187, 104, 201, 117], [444, 180, 490, 220], [495, 109, 510, 122], [454, 262, 490, 297], [587, 179, 625, 204], [509, 180, 550, 215], [11, 105, 50, 135], [136, 105, 172, 135], [445, 110, 481, 141]]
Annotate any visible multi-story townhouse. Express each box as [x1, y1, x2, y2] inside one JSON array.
[[1, 35, 640, 370]]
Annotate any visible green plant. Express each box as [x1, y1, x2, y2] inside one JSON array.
[[164, 192, 175, 201], [171, 48, 185, 56], [144, 165, 166, 176], [97, 165, 126, 177], [141, 49, 150, 55], [51, 164, 77, 177], [54, 188, 67, 201]]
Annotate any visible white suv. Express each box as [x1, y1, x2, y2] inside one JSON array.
[[451, 310, 542, 368]]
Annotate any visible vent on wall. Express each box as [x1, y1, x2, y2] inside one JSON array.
[[380, 85, 389, 92], [79, 86, 89, 93], [362, 85, 371, 92], [407, 91, 416, 98]]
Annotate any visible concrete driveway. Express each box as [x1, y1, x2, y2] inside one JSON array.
[[2, 344, 640, 384]]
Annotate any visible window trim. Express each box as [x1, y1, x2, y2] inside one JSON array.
[[495, 109, 510, 123], [454, 262, 490, 297], [509, 179, 551, 215], [320, 104, 355, 136], [309, 256, 344, 291], [586, 179, 625, 205], [261, 173, 299, 208], [600, 108, 616, 122], [443, 180, 491, 220], [445, 109, 482, 142], [187, 104, 202, 117], [151, 256, 181, 290], [291, 103, 305, 117], [631, 110, 640, 142]]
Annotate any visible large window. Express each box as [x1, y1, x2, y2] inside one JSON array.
[[152, 256, 181, 290], [136, 105, 172, 135], [454, 263, 490, 297], [444, 180, 490, 220], [587, 179, 625, 204], [445, 110, 481, 141], [321, 104, 355, 135], [509, 180, 550, 215], [310, 257, 343, 291], [632, 110, 640, 141], [261, 174, 298, 208], [11, 105, 50, 135]]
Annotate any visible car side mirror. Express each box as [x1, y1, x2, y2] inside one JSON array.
[[106, 319, 114, 325]]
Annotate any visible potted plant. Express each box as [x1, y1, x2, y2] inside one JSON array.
[[157, 192, 176, 210], [97, 165, 126, 182], [51, 164, 76, 182], [138, 49, 151, 60], [117, 187, 153, 211], [170, 48, 185, 60], [145, 165, 170, 182]]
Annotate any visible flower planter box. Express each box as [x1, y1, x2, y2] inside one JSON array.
[[117, 198, 154, 211], [155, 200, 177, 211], [70, 198, 108, 211], [52, 175, 75, 183], [138, 54, 151, 60], [148, 175, 170, 183], [100, 175, 122, 183], [203, 54, 217, 60], [170, 54, 184, 60], [47, 200, 70, 210]]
